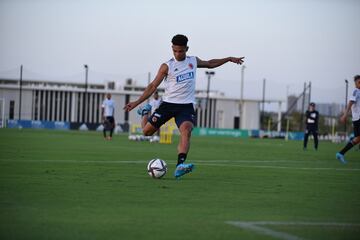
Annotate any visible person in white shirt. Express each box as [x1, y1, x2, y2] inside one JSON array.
[[123, 34, 244, 178], [336, 75, 360, 163], [102, 93, 115, 140], [149, 91, 162, 114], [149, 91, 162, 137]]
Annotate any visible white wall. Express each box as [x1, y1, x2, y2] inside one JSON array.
[[242, 101, 260, 130], [0, 85, 262, 129]]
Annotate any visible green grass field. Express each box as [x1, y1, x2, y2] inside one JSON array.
[[0, 128, 359, 240]]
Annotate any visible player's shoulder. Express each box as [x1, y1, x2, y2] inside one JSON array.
[[165, 58, 175, 64], [353, 88, 360, 95], [187, 56, 197, 61]]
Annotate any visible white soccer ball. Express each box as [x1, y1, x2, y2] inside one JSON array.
[[147, 158, 167, 179]]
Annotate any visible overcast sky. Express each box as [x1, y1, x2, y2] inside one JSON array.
[[0, 0, 359, 106]]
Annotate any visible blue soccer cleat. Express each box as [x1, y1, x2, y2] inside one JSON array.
[[336, 152, 347, 164], [174, 163, 195, 179], [137, 103, 152, 116]]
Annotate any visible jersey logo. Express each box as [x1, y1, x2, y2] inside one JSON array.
[[188, 63, 194, 69], [174, 68, 178, 72], [176, 72, 194, 83], [152, 116, 158, 123]]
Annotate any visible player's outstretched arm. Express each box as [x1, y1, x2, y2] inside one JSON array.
[[123, 63, 168, 112], [340, 101, 354, 123], [197, 57, 244, 69]]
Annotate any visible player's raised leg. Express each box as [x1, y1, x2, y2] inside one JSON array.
[[142, 122, 158, 136]]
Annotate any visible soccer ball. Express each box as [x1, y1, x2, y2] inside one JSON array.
[[147, 158, 167, 179]]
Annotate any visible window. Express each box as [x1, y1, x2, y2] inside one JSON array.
[[9, 100, 15, 120]]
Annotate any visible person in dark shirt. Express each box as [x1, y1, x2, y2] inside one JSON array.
[[303, 102, 319, 150]]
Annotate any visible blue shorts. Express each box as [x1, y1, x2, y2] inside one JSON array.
[[148, 102, 196, 129]]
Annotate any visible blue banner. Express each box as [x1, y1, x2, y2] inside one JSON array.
[[7, 120, 70, 130]]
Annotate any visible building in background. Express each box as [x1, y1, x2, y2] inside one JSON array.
[[315, 103, 344, 117], [0, 78, 270, 130], [287, 94, 343, 117]]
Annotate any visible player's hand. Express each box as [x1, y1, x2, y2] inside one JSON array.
[[230, 57, 245, 65], [123, 102, 138, 112], [340, 114, 347, 123]]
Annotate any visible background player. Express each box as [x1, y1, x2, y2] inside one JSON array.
[[303, 102, 319, 150], [149, 91, 162, 136], [336, 75, 360, 163], [149, 91, 162, 114], [123, 34, 244, 178], [102, 93, 115, 140]]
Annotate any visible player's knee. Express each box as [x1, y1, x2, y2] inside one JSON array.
[[143, 129, 153, 136], [353, 136, 360, 144]]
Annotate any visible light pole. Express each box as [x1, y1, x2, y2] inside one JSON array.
[[19, 65, 23, 120], [83, 64, 88, 123], [344, 79, 348, 133], [261, 78, 266, 129], [239, 65, 246, 129], [205, 71, 215, 128]]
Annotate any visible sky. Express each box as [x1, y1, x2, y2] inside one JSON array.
[[0, 0, 359, 108]]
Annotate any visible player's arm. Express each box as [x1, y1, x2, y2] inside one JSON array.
[[123, 64, 168, 112], [340, 101, 354, 123], [196, 57, 244, 69], [101, 104, 105, 121], [305, 111, 310, 122], [307, 111, 316, 120]]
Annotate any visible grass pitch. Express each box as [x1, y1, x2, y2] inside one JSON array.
[[0, 128, 359, 240]]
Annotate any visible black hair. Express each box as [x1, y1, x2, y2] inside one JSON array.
[[310, 102, 315, 107], [171, 34, 188, 46], [354, 75, 360, 81]]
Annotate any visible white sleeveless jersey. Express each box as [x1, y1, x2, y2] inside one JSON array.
[[163, 56, 197, 104], [350, 88, 360, 121]]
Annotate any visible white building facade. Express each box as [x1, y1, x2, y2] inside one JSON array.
[[0, 78, 263, 130]]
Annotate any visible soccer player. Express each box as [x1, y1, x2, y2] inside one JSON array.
[[123, 34, 244, 178], [149, 91, 162, 114], [149, 91, 162, 137], [336, 75, 360, 163], [102, 93, 115, 140], [303, 102, 319, 150]]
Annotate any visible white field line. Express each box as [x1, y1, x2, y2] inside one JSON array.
[[226, 221, 360, 240], [0, 159, 304, 163], [227, 221, 303, 240], [0, 159, 359, 171], [199, 163, 360, 171]]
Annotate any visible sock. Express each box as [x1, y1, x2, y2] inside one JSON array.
[[103, 129, 106, 138], [177, 153, 187, 166], [340, 141, 354, 155], [110, 129, 113, 137]]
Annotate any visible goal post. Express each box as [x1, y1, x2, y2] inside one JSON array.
[[0, 98, 5, 128]]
